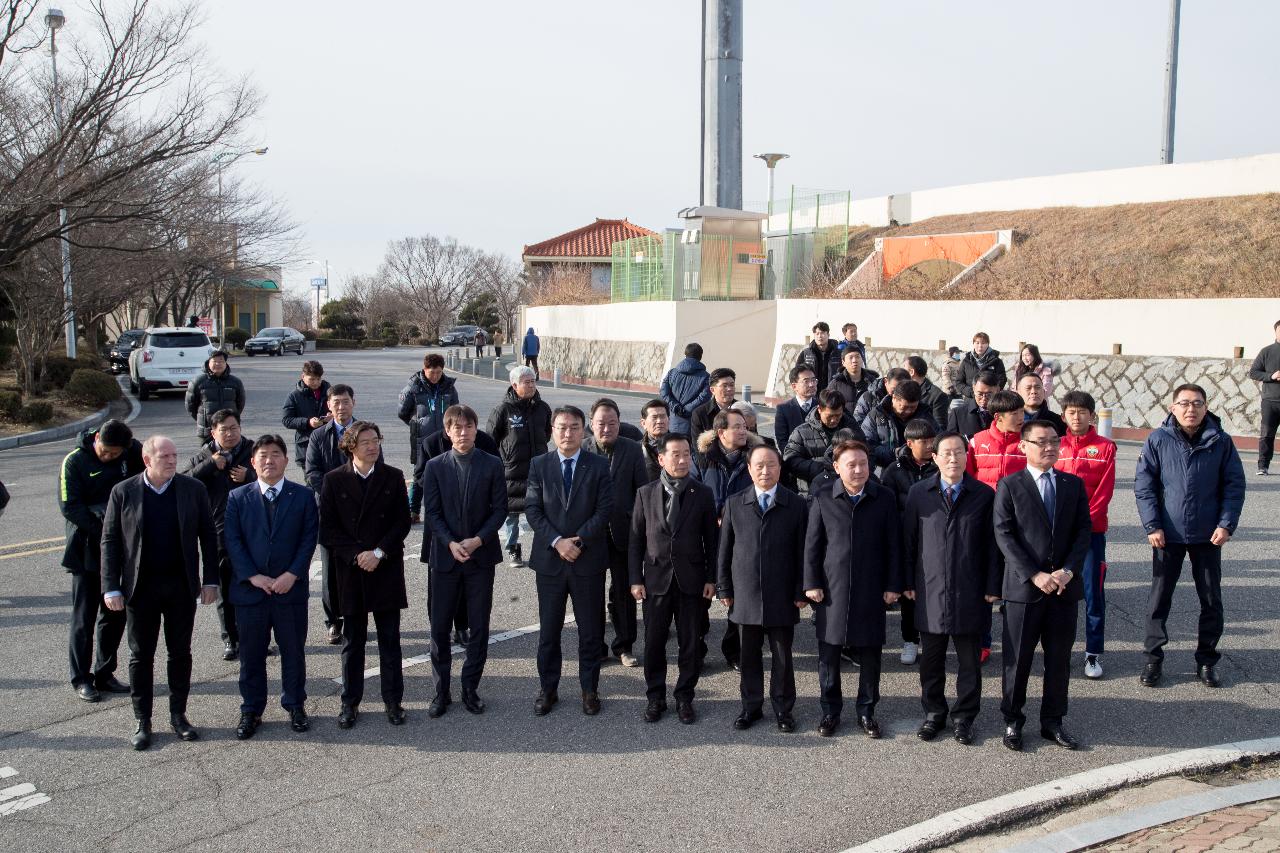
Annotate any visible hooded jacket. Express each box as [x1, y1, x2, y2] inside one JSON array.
[[521, 328, 540, 358], [58, 429, 144, 574], [956, 348, 1007, 399], [795, 340, 842, 390], [694, 429, 763, 513], [281, 378, 331, 461], [185, 357, 245, 439], [1134, 412, 1246, 545], [660, 357, 712, 435], [485, 384, 552, 513]]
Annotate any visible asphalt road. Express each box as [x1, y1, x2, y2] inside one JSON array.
[[0, 349, 1276, 852]]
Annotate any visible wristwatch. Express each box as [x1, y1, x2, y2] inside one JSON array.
[[373, 548, 385, 560]]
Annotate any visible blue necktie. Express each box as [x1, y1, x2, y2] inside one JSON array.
[[847, 493, 861, 510], [942, 483, 956, 511], [760, 493, 770, 513], [562, 457, 574, 499], [1039, 472, 1056, 527]]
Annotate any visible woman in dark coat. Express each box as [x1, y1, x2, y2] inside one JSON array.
[[319, 420, 412, 729], [804, 439, 901, 739]]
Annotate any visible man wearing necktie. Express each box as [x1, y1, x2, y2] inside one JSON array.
[[993, 421, 1092, 752], [224, 435, 319, 740]]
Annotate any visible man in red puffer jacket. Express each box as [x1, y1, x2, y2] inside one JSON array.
[[1054, 390, 1117, 681]]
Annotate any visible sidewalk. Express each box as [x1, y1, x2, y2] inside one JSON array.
[[1096, 796, 1280, 852]]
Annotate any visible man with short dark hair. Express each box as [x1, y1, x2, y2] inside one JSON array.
[[947, 371, 999, 438], [398, 352, 459, 523], [775, 365, 818, 452], [862, 379, 937, 472], [1135, 383, 1246, 689], [1017, 373, 1066, 437], [690, 367, 737, 435], [828, 348, 879, 414], [638, 399, 670, 482], [281, 360, 330, 470], [59, 419, 144, 702], [853, 367, 910, 425], [660, 343, 710, 436], [186, 350, 245, 442], [795, 321, 842, 390], [487, 365, 553, 569], [783, 388, 867, 489], [837, 322, 866, 360], [881, 417, 939, 666], [904, 355, 951, 426], [1247, 320, 1280, 475]]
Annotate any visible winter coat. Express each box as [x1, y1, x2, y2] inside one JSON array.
[[827, 367, 879, 412], [917, 377, 952, 427], [281, 379, 331, 462], [659, 357, 711, 435], [1024, 405, 1067, 437], [956, 348, 1007, 399], [694, 429, 762, 514], [1014, 362, 1055, 398], [851, 380, 887, 425], [185, 360, 246, 440], [716, 484, 807, 627], [318, 462, 412, 615], [880, 444, 939, 511], [485, 385, 553, 513], [1055, 427, 1117, 533], [183, 436, 258, 532], [397, 371, 459, 464], [861, 395, 939, 470], [1134, 412, 1246, 545], [58, 429, 144, 574], [1248, 342, 1280, 401], [783, 405, 867, 486], [803, 478, 902, 648], [837, 337, 866, 360], [773, 397, 814, 453], [521, 328, 540, 358], [946, 400, 992, 439], [690, 398, 735, 436], [795, 340, 842, 390], [964, 424, 1026, 489], [304, 419, 384, 494], [902, 474, 1000, 636]]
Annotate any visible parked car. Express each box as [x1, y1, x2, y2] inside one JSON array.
[[439, 325, 480, 347], [106, 329, 145, 374], [128, 327, 214, 401], [244, 326, 306, 356]]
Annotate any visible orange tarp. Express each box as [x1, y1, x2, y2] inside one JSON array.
[[882, 232, 998, 280]]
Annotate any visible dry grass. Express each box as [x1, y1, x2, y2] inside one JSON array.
[[836, 193, 1280, 300]]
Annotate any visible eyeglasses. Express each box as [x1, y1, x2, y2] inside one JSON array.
[[1024, 439, 1060, 449], [936, 450, 965, 458], [1172, 400, 1206, 410]]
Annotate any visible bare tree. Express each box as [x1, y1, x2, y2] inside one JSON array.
[[281, 286, 312, 330], [0, 240, 67, 391], [474, 252, 527, 339], [526, 263, 602, 306], [378, 235, 481, 342]]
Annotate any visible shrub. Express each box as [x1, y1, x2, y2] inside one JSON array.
[[41, 355, 78, 389], [224, 328, 251, 349], [18, 401, 54, 423], [64, 369, 122, 407], [315, 338, 359, 350], [410, 337, 433, 347], [301, 328, 317, 341], [359, 339, 384, 349], [382, 336, 399, 348], [75, 351, 104, 371], [0, 389, 21, 419]]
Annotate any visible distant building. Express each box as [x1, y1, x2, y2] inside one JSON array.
[[522, 218, 657, 294]]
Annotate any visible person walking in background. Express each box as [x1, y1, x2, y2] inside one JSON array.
[[398, 353, 459, 524], [795, 321, 842, 390], [492, 328, 505, 358], [690, 367, 737, 436], [473, 328, 487, 358], [522, 327, 541, 375], [185, 350, 244, 443], [1015, 344, 1054, 398], [942, 346, 964, 399], [1135, 384, 1246, 689], [1247, 320, 1280, 475], [774, 365, 818, 453], [955, 332, 1006, 399], [487, 365, 553, 568], [660, 343, 711, 436], [281, 361, 330, 472]]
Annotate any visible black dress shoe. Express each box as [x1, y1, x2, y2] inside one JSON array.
[[817, 715, 839, 737], [326, 624, 342, 645], [725, 657, 741, 673], [533, 691, 558, 716], [428, 693, 452, 718], [733, 709, 763, 730], [461, 689, 485, 714], [917, 719, 944, 741], [453, 628, 470, 646], [76, 683, 101, 703], [170, 714, 199, 741], [289, 707, 309, 732], [338, 704, 358, 729], [643, 700, 666, 723], [1140, 661, 1162, 687], [1041, 724, 1080, 750], [676, 701, 696, 725], [94, 676, 130, 694], [235, 712, 261, 740], [1003, 724, 1023, 751], [385, 703, 407, 725], [776, 715, 796, 733], [222, 642, 239, 661], [1198, 664, 1221, 688], [858, 716, 881, 739], [130, 720, 152, 751], [953, 720, 974, 746], [582, 692, 601, 716]]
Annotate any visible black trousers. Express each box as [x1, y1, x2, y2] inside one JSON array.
[[817, 641, 882, 719], [429, 566, 494, 696], [125, 584, 197, 720], [535, 570, 605, 695], [738, 624, 795, 716], [237, 598, 307, 715], [426, 567, 469, 634], [318, 545, 341, 630], [919, 631, 981, 724], [68, 569, 126, 687], [642, 588, 704, 703], [900, 596, 919, 644], [1001, 596, 1078, 727], [600, 544, 636, 657], [340, 609, 403, 706], [525, 356, 539, 374], [1145, 543, 1224, 666], [214, 547, 238, 645], [1260, 399, 1280, 470]]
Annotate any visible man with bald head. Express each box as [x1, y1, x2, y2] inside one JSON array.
[[102, 435, 219, 751]]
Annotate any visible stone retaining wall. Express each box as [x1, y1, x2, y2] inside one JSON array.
[[536, 336, 667, 392]]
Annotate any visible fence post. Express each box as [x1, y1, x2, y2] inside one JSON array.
[[491, 359, 499, 380], [1097, 406, 1114, 439], [742, 384, 752, 403], [553, 368, 561, 389]]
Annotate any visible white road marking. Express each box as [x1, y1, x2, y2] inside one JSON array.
[[0, 769, 51, 817], [0, 793, 51, 816], [0, 783, 36, 803], [0, 768, 16, 779]]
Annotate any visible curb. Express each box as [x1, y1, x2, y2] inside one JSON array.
[[0, 375, 137, 451], [844, 735, 1280, 853]]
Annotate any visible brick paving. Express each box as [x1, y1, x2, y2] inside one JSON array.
[[1090, 797, 1280, 852]]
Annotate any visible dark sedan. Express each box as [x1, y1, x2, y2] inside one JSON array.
[[106, 329, 145, 373], [244, 326, 306, 356]]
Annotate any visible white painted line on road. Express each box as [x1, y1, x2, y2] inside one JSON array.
[[0, 768, 15, 779], [0, 783, 35, 803], [0, 793, 51, 816]]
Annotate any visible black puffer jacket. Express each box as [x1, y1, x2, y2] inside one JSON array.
[[485, 385, 552, 513], [783, 405, 867, 486], [694, 429, 763, 514], [183, 436, 258, 532], [185, 359, 245, 440], [397, 371, 459, 463], [827, 367, 879, 410], [956, 348, 1007, 399], [861, 395, 939, 470], [880, 444, 939, 510], [58, 428, 144, 574], [281, 379, 331, 462]]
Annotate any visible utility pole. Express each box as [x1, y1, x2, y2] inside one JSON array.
[[1160, 0, 1181, 164], [46, 8, 75, 358], [701, 0, 743, 209]]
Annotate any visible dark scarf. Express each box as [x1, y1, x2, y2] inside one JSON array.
[[659, 470, 693, 527]]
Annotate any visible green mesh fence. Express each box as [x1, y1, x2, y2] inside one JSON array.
[[611, 232, 763, 302]]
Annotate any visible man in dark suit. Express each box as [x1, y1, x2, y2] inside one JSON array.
[[946, 371, 999, 439], [638, 399, 670, 482], [223, 435, 319, 740], [524, 405, 615, 716], [584, 398, 649, 668], [717, 443, 807, 732], [773, 365, 818, 453], [629, 432, 719, 724], [994, 420, 1093, 752], [902, 431, 1000, 746], [804, 439, 901, 739], [101, 435, 219, 750], [690, 368, 737, 435], [421, 405, 507, 717]]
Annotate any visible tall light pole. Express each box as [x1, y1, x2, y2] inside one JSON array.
[[301, 258, 329, 329], [46, 7, 75, 358], [212, 147, 268, 339], [753, 153, 789, 216], [1160, 0, 1181, 164]]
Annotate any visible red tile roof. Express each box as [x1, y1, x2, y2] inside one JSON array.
[[522, 218, 658, 260]]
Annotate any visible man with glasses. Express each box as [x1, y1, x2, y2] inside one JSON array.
[[775, 366, 818, 452], [994, 421, 1092, 752], [1135, 384, 1246, 689], [947, 371, 999, 439]]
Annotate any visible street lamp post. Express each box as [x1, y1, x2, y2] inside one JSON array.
[[46, 7, 75, 358], [212, 147, 268, 340], [753, 152, 789, 216], [302, 259, 329, 330]]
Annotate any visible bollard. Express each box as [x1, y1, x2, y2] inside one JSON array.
[[491, 359, 499, 380], [742, 384, 752, 403], [1097, 407, 1114, 439], [553, 368, 561, 389]]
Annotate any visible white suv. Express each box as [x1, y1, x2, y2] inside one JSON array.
[[128, 326, 214, 400]]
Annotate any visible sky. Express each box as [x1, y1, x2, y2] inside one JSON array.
[[182, 0, 1280, 295]]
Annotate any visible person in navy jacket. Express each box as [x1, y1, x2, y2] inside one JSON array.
[[223, 435, 319, 740]]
